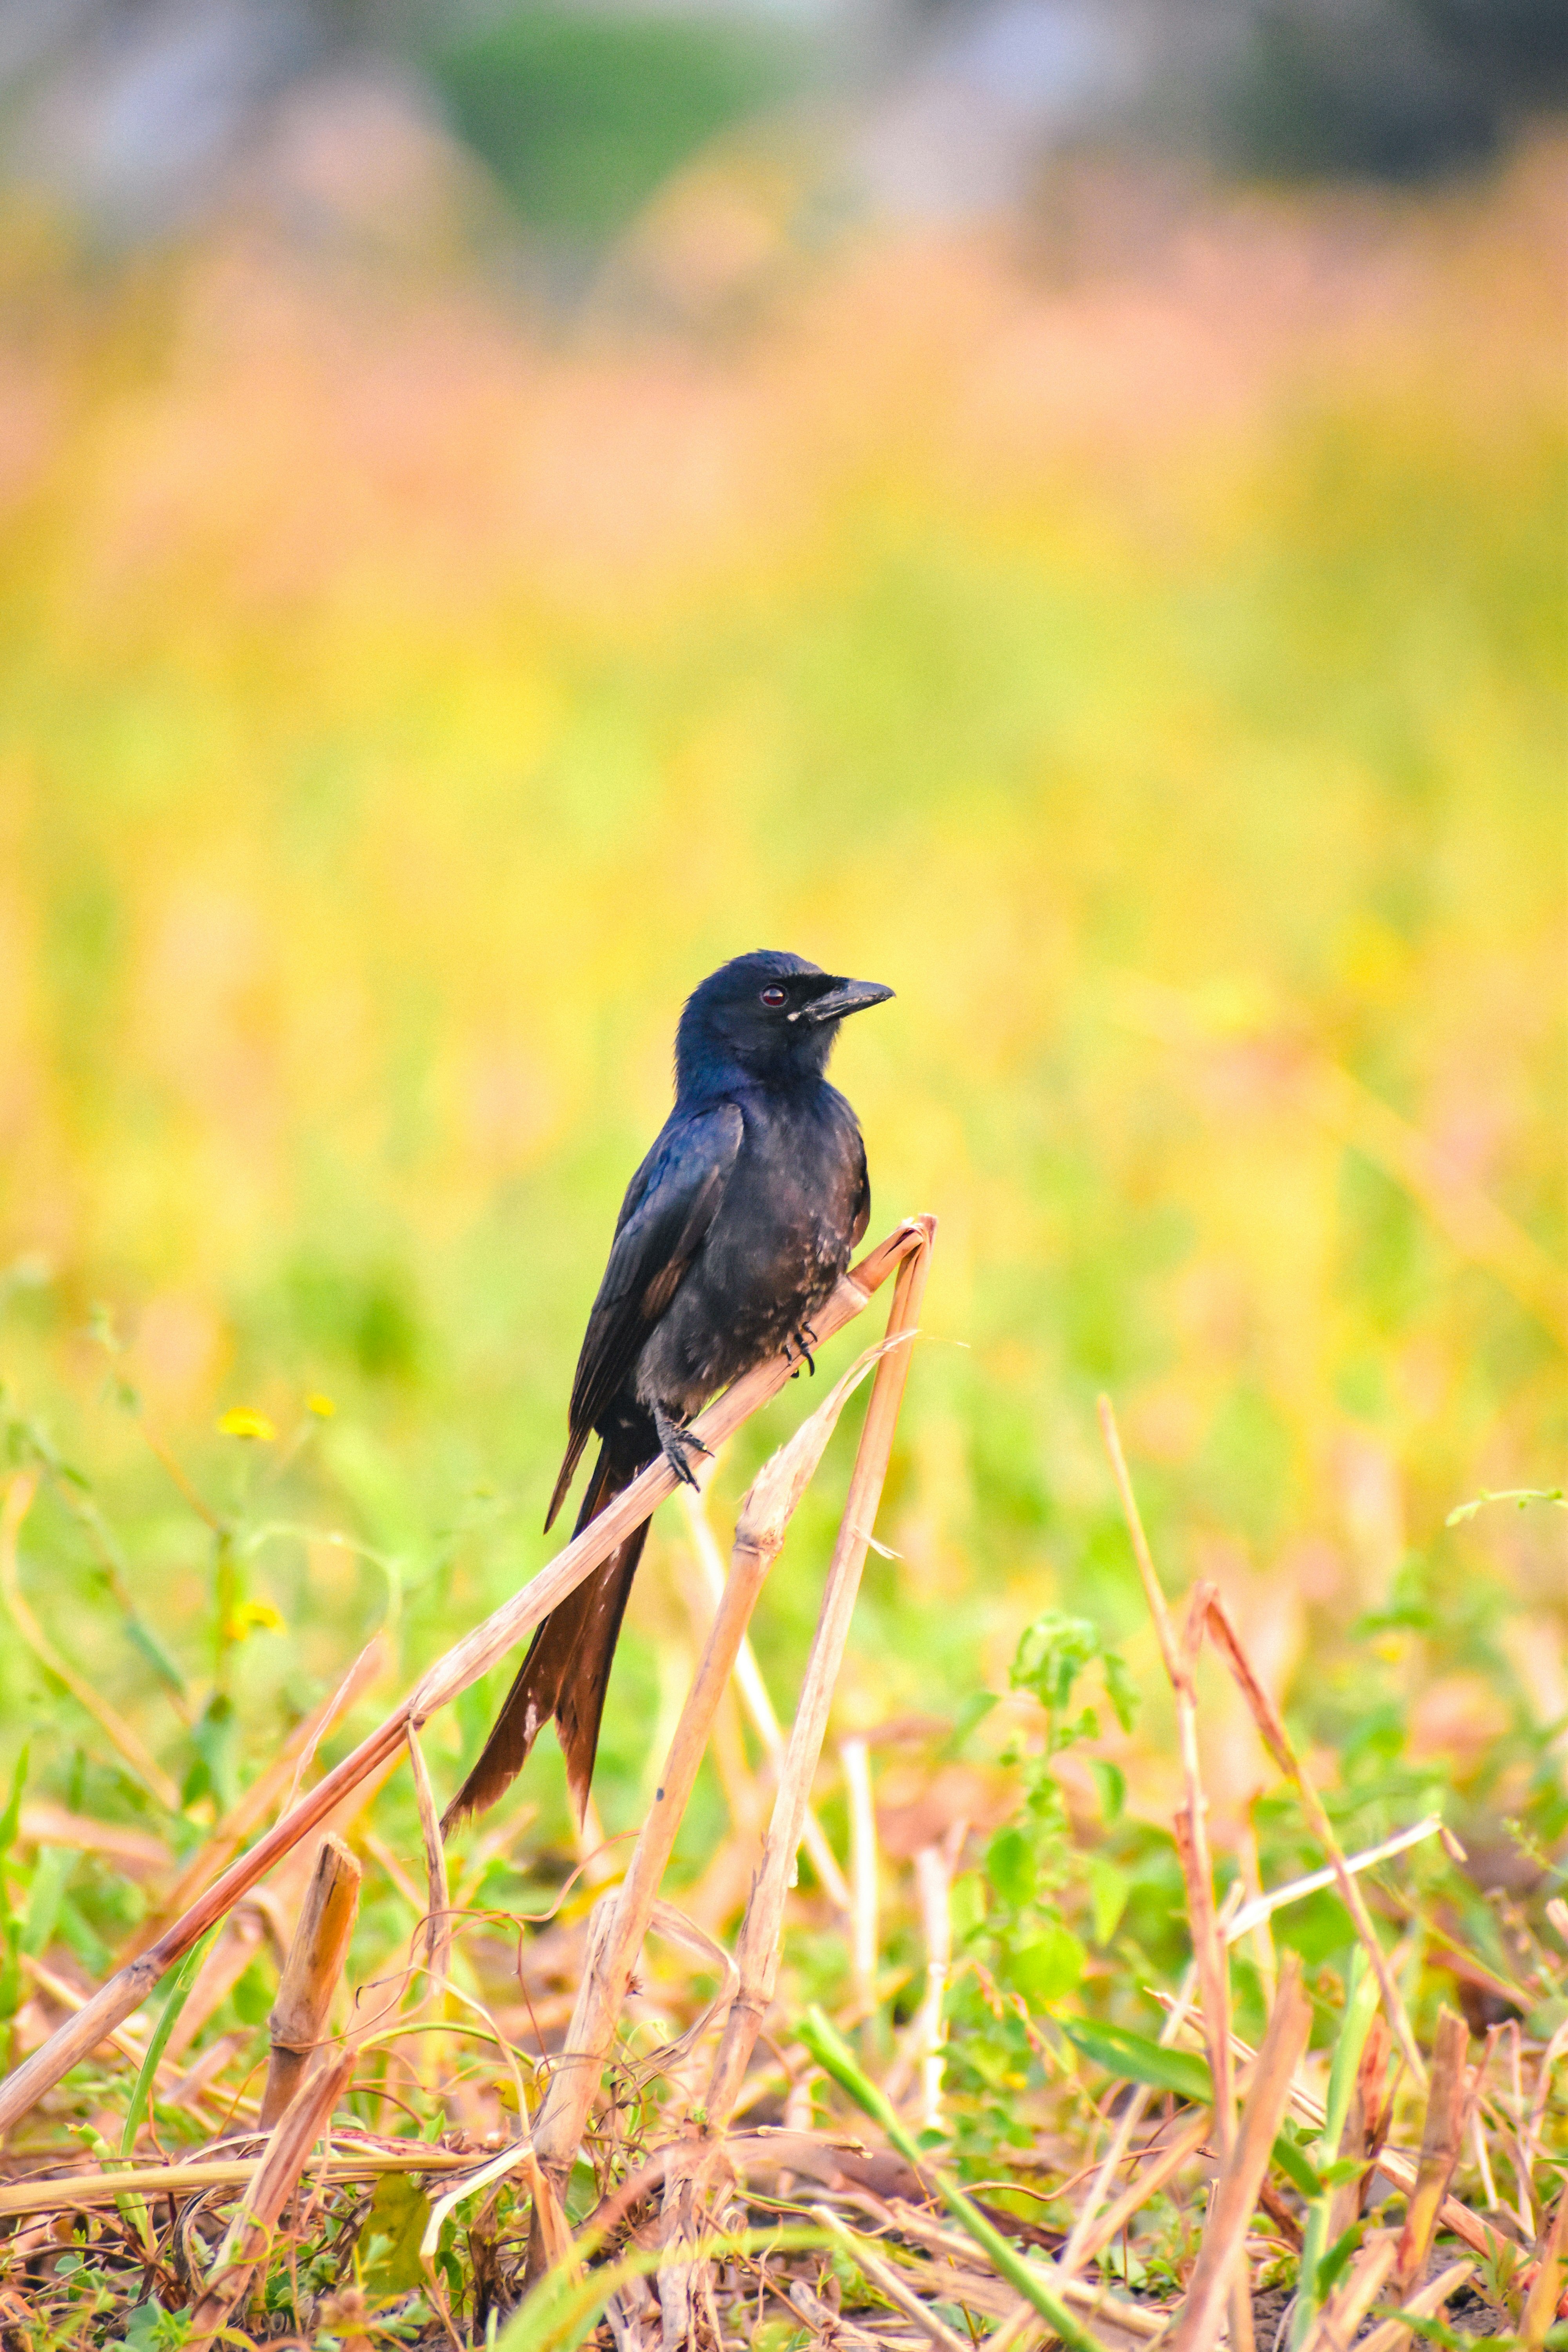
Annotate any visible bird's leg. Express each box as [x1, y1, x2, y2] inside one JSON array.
[[653, 1404, 713, 1488], [789, 1328, 817, 1376]]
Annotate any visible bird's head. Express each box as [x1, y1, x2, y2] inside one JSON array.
[[676, 951, 894, 1091]]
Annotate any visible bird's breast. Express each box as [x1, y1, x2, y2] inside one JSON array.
[[632, 1091, 863, 1416]]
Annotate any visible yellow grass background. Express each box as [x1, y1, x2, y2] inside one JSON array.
[[0, 142, 1562, 1863]]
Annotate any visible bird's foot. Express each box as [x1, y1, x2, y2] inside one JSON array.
[[789, 1327, 817, 1376], [654, 1405, 713, 1488]]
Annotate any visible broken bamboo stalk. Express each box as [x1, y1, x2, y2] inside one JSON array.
[[0, 1218, 930, 2137], [706, 1234, 933, 2122], [258, 1834, 362, 2131], [1391, 2006, 1472, 2296], [185, 2042, 356, 2347], [1166, 1958, 1312, 2352]]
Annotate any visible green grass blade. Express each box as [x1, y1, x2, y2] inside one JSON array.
[[799, 2005, 1106, 2352]]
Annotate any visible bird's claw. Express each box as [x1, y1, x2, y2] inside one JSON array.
[[790, 1328, 817, 1376], [654, 1407, 712, 1488]]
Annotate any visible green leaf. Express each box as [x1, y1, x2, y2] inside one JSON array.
[[120, 1927, 216, 2158], [1086, 1856, 1130, 1947], [986, 1826, 1036, 1909], [1010, 1925, 1086, 2009], [1315, 2223, 1361, 2300], [1088, 1759, 1126, 1824], [361, 2171, 432, 2294], [1271, 2130, 1323, 2200], [797, 2007, 1103, 2352], [1058, 2017, 1213, 2103], [22, 1846, 75, 1958]]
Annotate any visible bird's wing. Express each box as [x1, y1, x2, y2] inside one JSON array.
[[546, 1101, 745, 1526], [849, 1126, 871, 1249]]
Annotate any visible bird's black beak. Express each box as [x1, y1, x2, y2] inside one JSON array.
[[792, 976, 896, 1025]]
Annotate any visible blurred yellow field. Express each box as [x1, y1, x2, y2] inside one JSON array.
[[0, 140, 1562, 2248]]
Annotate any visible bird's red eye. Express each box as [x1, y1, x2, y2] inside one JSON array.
[[760, 985, 788, 1008]]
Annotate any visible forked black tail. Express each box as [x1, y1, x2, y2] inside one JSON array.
[[441, 1445, 651, 1832]]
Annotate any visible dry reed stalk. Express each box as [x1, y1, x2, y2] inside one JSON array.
[[809, 2205, 971, 2352], [1523, 2189, 1567, 2351], [1198, 1585, 1425, 2089], [0, 2145, 479, 2220], [1235, 1816, 1278, 2009], [1353, 2261, 1474, 2352], [1098, 1414, 1247, 2352], [0, 1218, 930, 2137], [525, 1334, 913, 2243], [1167, 1958, 1312, 2352], [405, 1722, 454, 2013], [910, 1825, 964, 2133], [787, 2273, 883, 2348], [1062, 2107, 1215, 2274], [1327, 2014, 1391, 2245], [1298, 2232, 1396, 2352], [1095, 1423, 1234, 2148], [0, 1475, 181, 1813], [862, 2205, 1168, 2341], [183, 2042, 357, 2347], [1058, 1966, 1200, 2278], [680, 1485, 850, 1911], [1154, 1998, 1511, 2269], [1525, 2016, 1568, 2184], [258, 1833, 362, 2129], [1390, 2008, 1472, 2295], [706, 1234, 933, 2122], [842, 1735, 880, 2038]]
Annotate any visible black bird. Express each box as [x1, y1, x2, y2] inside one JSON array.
[[443, 950, 893, 1831]]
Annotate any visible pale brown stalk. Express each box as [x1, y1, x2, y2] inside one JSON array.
[[706, 1232, 933, 2121], [1298, 2233, 1396, 2352], [1062, 2107, 1215, 2273], [527, 1332, 913, 2252], [809, 2205, 972, 2352], [405, 1723, 454, 2008], [183, 2042, 357, 2346], [679, 1485, 850, 1910], [1095, 1423, 1232, 2149], [1200, 1584, 1425, 2088], [1354, 2262, 1474, 2352], [863, 2204, 1168, 2340], [911, 1823, 964, 2132], [1058, 1964, 1200, 2279], [1167, 1958, 1312, 2352], [1098, 1414, 1247, 2352], [0, 1474, 181, 1812], [0, 1219, 929, 2136], [1156, 2001, 1509, 2267], [1328, 2014, 1391, 2244], [1391, 2008, 1472, 2295], [0, 2145, 481, 2220], [842, 1734, 880, 2037], [1523, 2189, 1567, 2352], [258, 1834, 362, 2129]]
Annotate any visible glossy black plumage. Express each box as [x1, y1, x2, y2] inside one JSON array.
[[442, 950, 893, 1830]]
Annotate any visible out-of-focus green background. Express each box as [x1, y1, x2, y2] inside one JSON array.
[[0, 4, 1562, 1964]]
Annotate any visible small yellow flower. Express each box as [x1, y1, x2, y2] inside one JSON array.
[[225, 1598, 286, 1640], [305, 1392, 337, 1419], [218, 1406, 276, 1441]]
